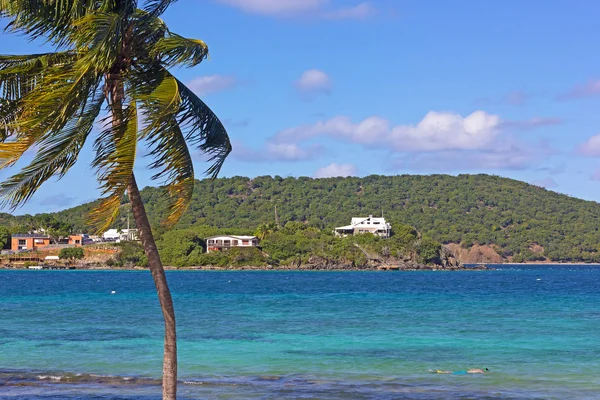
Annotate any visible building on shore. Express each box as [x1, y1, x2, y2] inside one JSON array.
[[102, 229, 139, 242], [11, 234, 51, 252], [67, 234, 91, 246], [205, 235, 259, 253], [334, 215, 392, 238]]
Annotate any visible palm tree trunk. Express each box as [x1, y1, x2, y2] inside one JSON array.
[[127, 174, 178, 399], [107, 70, 177, 398]]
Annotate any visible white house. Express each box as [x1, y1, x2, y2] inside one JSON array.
[[205, 235, 259, 253], [102, 229, 139, 242], [334, 215, 391, 238]]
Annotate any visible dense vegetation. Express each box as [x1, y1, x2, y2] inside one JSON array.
[[3, 174, 600, 263], [152, 221, 434, 268]]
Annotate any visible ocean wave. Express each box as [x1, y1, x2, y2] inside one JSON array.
[[1, 369, 593, 400]]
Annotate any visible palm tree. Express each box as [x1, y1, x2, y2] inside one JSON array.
[[0, 1, 231, 398]]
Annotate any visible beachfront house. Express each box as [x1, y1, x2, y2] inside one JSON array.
[[334, 215, 392, 238], [205, 235, 259, 253], [11, 234, 52, 252]]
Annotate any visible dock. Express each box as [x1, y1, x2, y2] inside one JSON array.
[[27, 265, 77, 270]]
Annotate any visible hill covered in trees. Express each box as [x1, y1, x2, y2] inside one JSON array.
[[5, 174, 600, 263]]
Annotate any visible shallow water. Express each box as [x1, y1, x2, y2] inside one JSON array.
[[1, 266, 599, 399]]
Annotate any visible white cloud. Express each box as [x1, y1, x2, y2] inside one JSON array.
[[187, 75, 238, 96], [273, 111, 564, 155], [296, 69, 331, 91], [557, 79, 600, 100], [314, 163, 357, 178], [231, 110, 558, 170], [266, 143, 316, 161], [215, 0, 374, 19], [577, 134, 600, 157], [275, 111, 502, 152], [295, 69, 332, 99]]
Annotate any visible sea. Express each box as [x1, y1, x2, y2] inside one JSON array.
[[1, 265, 599, 399]]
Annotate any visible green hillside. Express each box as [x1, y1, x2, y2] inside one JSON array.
[[6, 174, 600, 263]]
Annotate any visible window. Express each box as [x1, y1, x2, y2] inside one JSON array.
[[18, 239, 26, 246], [242, 240, 249, 245], [34, 239, 45, 244], [232, 240, 238, 246]]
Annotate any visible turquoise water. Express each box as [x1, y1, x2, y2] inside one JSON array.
[[1, 266, 599, 399]]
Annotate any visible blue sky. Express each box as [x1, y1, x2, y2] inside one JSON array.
[[2, 0, 600, 214]]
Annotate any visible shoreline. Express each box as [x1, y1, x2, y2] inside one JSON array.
[[469, 262, 600, 266], [2, 262, 600, 272]]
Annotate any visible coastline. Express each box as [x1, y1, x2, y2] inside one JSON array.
[[469, 262, 600, 266], [0, 264, 485, 271], [3, 262, 600, 272]]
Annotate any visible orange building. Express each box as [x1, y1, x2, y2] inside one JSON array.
[[11, 234, 51, 252], [68, 235, 84, 246]]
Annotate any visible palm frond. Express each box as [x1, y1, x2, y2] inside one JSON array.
[[0, 84, 104, 208], [143, 0, 177, 18], [131, 68, 194, 226], [71, 12, 126, 73], [0, 52, 78, 141], [149, 33, 208, 68], [89, 100, 138, 233], [146, 122, 194, 227], [2, 62, 99, 163], [0, 52, 76, 98], [130, 9, 168, 51], [0, 99, 19, 141], [1, 0, 97, 47], [175, 76, 231, 178], [1, 0, 136, 47], [129, 65, 230, 179]]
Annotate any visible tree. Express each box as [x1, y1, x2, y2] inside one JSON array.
[[59, 247, 84, 263], [254, 222, 277, 240], [0, 2, 231, 398], [0, 225, 9, 249]]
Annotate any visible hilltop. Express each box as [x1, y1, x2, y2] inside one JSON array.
[[3, 174, 600, 263]]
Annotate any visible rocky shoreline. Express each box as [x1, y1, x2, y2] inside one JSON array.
[[169, 263, 489, 271], [0, 247, 490, 271], [0, 263, 488, 271]]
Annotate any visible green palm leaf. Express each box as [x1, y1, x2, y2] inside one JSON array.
[[0, 84, 104, 208], [143, 0, 177, 17], [0, 64, 98, 167], [149, 33, 209, 68], [175, 76, 231, 178], [132, 69, 194, 226], [89, 100, 138, 232]]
